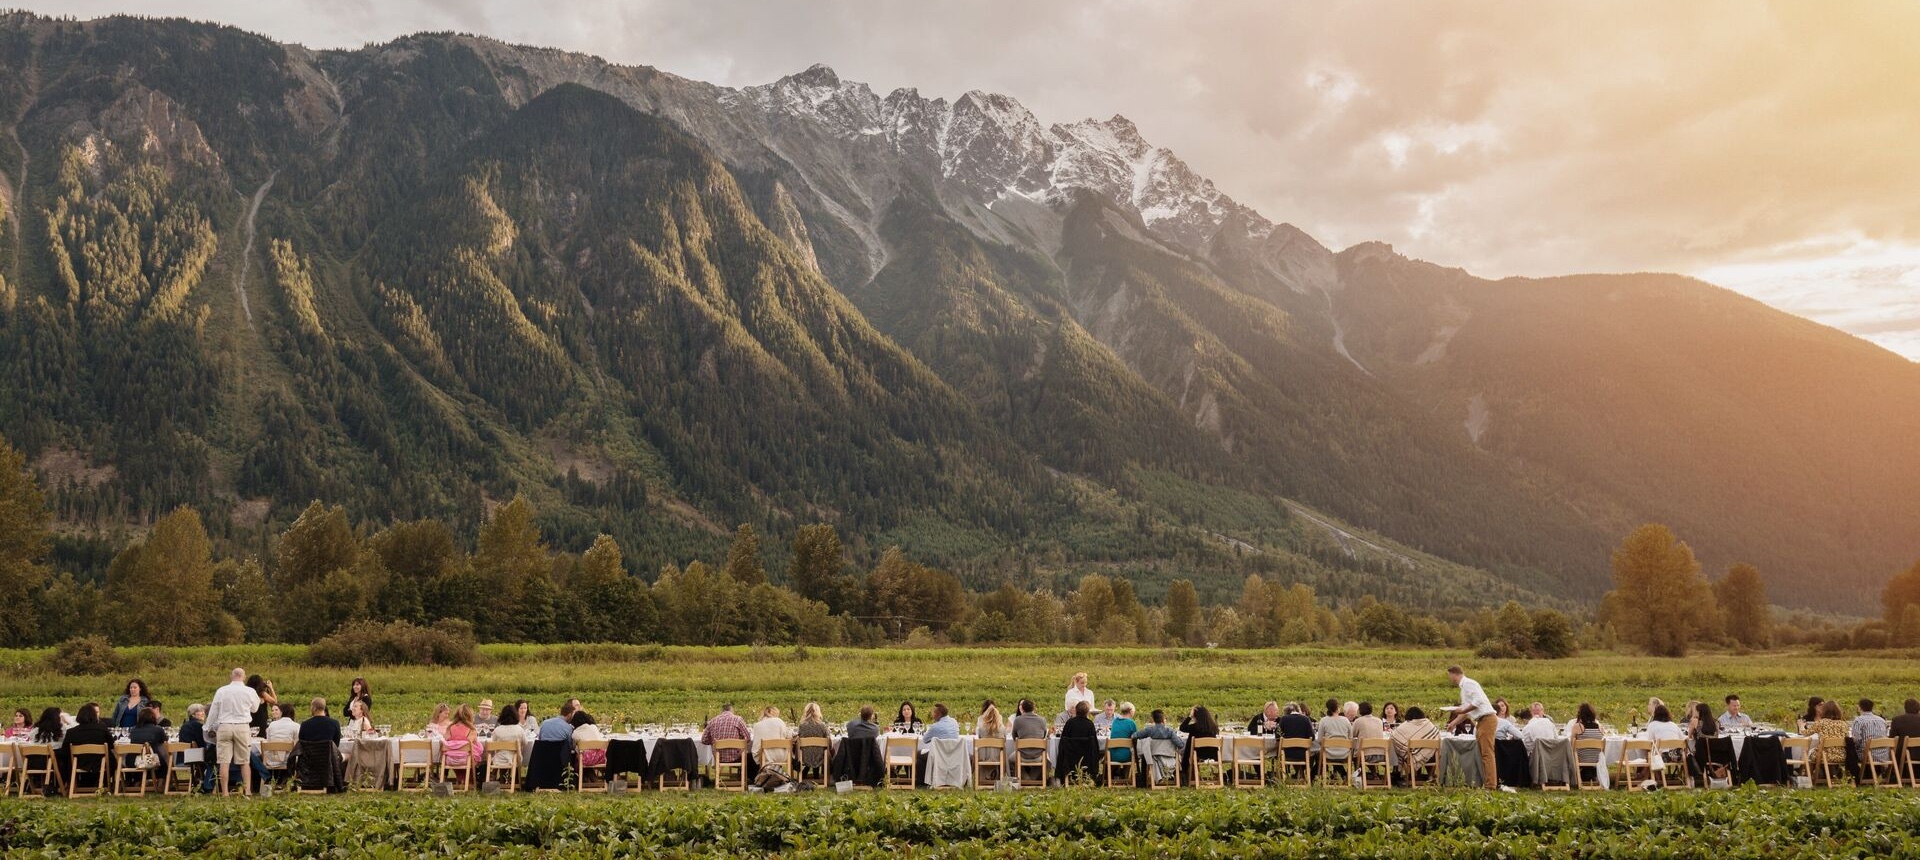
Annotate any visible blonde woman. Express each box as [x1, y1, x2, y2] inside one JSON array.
[[796, 703, 831, 773], [424, 703, 453, 739], [1064, 673, 1095, 719], [976, 700, 1005, 738]]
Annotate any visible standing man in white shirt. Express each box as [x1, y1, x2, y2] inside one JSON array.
[[209, 667, 262, 796], [1444, 665, 1498, 790]]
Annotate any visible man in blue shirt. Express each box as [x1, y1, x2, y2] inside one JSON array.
[[537, 702, 577, 745], [923, 704, 960, 741]]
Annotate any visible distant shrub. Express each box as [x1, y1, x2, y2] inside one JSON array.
[[1474, 639, 1523, 660], [308, 619, 478, 667], [46, 636, 129, 676]]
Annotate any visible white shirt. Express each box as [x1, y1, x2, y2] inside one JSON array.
[[1521, 716, 1559, 744], [750, 717, 789, 752], [1456, 676, 1494, 720], [208, 681, 261, 727], [1644, 720, 1685, 743], [1064, 685, 1095, 717], [266, 717, 300, 743]]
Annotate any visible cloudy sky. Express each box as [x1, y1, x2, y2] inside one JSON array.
[[32, 0, 1920, 358]]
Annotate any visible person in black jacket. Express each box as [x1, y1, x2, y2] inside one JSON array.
[[59, 703, 115, 792], [1278, 703, 1316, 763], [1890, 698, 1920, 742], [1246, 701, 1282, 735], [1056, 701, 1102, 785]]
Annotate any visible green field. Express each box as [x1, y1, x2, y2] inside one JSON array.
[[0, 789, 1916, 858], [3, 644, 1916, 729]]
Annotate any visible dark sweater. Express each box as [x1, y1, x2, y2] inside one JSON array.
[[299, 715, 343, 745]]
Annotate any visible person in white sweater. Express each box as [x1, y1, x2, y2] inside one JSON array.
[[1064, 673, 1095, 719]]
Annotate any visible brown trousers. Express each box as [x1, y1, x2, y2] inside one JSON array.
[[1475, 713, 1498, 789]]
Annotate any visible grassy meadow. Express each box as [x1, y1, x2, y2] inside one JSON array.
[[2, 644, 1916, 729]]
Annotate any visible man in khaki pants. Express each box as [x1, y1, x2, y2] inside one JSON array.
[[1445, 665, 1498, 789], [208, 667, 262, 796]]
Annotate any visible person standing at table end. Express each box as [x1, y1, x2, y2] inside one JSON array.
[[1064, 673, 1094, 721], [1445, 665, 1499, 790], [209, 667, 262, 796]]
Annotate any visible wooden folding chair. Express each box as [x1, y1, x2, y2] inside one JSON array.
[[0, 744, 16, 796], [1571, 739, 1607, 791], [798, 737, 833, 787], [572, 740, 610, 792], [1900, 737, 1920, 789], [1405, 738, 1441, 788], [1652, 739, 1689, 789], [16, 744, 59, 796], [260, 740, 296, 787], [438, 739, 478, 791], [759, 738, 794, 777], [711, 739, 749, 791], [884, 737, 918, 790], [1865, 737, 1900, 787], [1014, 738, 1049, 788], [162, 742, 198, 796], [66, 744, 112, 798], [1277, 738, 1313, 786], [1318, 737, 1352, 787], [483, 740, 521, 790], [1616, 739, 1654, 790], [1105, 738, 1135, 788], [971, 737, 1005, 788], [1189, 738, 1224, 789], [1779, 737, 1813, 786], [1809, 735, 1841, 786], [393, 739, 433, 791], [1228, 737, 1266, 788], [114, 749, 155, 796], [1356, 738, 1392, 789]]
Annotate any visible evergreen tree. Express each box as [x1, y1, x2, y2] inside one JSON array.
[[788, 524, 850, 613], [0, 438, 49, 646], [723, 524, 766, 586], [471, 495, 551, 641], [369, 519, 462, 623], [35, 572, 105, 644], [1603, 524, 1719, 657], [104, 506, 226, 645], [1714, 562, 1772, 648], [213, 558, 279, 643], [566, 534, 650, 642], [1164, 579, 1200, 645]]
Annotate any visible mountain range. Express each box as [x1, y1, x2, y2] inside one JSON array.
[[1, 14, 1915, 613]]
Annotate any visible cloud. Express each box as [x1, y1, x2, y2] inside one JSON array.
[[24, 0, 1920, 356]]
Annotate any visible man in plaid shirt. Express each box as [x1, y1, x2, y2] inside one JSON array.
[[701, 703, 751, 763]]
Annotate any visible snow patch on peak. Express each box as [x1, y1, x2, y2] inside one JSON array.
[[733, 65, 1298, 253]]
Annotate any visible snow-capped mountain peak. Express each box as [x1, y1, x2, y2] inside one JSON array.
[[732, 65, 1279, 251]]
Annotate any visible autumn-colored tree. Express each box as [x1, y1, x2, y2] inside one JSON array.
[[1714, 563, 1772, 648], [1882, 559, 1920, 628], [0, 438, 49, 646], [723, 524, 766, 586], [274, 501, 359, 589], [1604, 524, 1719, 657], [104, 507, 236, 644]]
